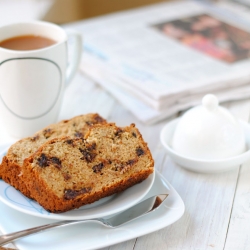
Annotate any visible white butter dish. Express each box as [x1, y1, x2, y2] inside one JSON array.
[[160, 118, 250, 173], [160, 94, 250, 173]]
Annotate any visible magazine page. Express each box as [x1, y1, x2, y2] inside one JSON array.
[[78, 0, 250, 101]]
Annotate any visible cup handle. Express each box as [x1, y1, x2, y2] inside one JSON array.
[[65, 30, 83, 86]]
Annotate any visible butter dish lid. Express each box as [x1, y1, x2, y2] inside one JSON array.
[[172, 94, 246, 160]]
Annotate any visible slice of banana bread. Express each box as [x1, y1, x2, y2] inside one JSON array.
[[22, 123, 154, 213], [0, 114, 106, 197]]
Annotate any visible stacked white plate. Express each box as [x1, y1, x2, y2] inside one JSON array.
[[0, 143, 184, 250]]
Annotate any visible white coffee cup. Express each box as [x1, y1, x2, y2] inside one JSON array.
[[0, 21, 82, 138]]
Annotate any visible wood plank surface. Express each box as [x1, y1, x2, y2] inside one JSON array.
[[99, 101, 250, 250], [224, 100, 250, 250], [1, 73, 250, 250]]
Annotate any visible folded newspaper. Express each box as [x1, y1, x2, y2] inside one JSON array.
[[75, 0, 250, 124]]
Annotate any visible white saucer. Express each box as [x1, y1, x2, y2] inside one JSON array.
[[160, 118, 250, 173], [0, 145, 155, 220], [0, 171, 185, 250]]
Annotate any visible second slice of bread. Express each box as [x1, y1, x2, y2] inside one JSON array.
[[22, 123, 154, 213]]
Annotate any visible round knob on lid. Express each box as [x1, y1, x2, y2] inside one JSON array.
[[202, 94, 218, 112], [172, 94, 246, 160]]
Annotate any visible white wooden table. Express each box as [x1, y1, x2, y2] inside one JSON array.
[[1, 69, 250, 250]]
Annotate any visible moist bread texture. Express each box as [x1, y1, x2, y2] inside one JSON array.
[[22, 123, 154, 213], [0, 114, 107, 197]]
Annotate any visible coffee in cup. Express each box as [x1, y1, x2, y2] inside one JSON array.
[[0, 35, 56, 51], [0, 21, 82, 138]]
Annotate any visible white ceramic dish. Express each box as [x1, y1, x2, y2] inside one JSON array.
[[160, 118, 250, 173], [0, 170, 184, 250], [0, 145, 155, 220]]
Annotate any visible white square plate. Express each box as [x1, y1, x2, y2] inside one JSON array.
[[0, 170, 184, 250]]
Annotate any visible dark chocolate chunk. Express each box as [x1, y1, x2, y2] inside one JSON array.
[[126, 159, 137, 166], [92, 163, 104, 173], [64, 187, 92, 200], [132, 132, 137, 138], [79, 147, 96, 162], [113, 159, 137, 173], [50, 157, 62, 169], [37, 154, 49, 167], [37, 154, 63, 169], [65, 139, 74, 145], [43, 128, 53, 139], [136, 147, 144, 156], [115, 128, 123, 137]]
